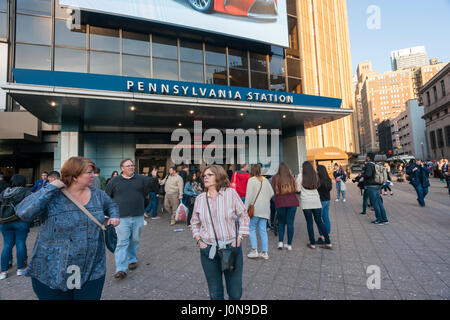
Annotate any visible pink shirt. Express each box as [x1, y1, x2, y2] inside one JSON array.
[[191, 188, 250, 244]]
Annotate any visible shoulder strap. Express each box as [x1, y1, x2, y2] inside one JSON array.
[[205, 192, 220, 248], [61, 188, 106, 231], [252, 180, 263, 206]]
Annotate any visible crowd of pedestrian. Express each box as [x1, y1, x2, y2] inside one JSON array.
[[0, 152, 447, 300]]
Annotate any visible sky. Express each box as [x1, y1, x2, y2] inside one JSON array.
[[347, 0, 450, 75]]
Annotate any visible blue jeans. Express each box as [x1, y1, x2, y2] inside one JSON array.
[[199, 245, 243, 300], [0, 221, 30, 272], [414, 184, 429, 207], [303, 208, 330, 245], [144, 192, 158, 217], [319, 201, 331, 236], [32, 276, 105, 300], [336, 181, 346, 200], [366, 185, 388, 222], [276, 206, 297, 245], [114, 216, 145, 273], [362, 188, 370, 214], [249, 217, 268, 253]]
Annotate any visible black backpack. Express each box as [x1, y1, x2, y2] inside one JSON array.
[[0, 197, 20, 224]]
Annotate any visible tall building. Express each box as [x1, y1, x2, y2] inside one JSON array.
[[296, 0, 357, 157], [356, 60, 447, 154], [0, 0, 355, 182], [419, 62, 450, 160], [391, 46, 428, 71]]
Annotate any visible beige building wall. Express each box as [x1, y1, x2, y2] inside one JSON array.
[[297, 0, 356, 155]]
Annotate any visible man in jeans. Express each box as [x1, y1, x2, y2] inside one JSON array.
[[106, 158, 152, 279], [362, 153, 388, 225], [144, 167, 161, 220], [160, 166, 184, 226], [406, 159, 431, 207]]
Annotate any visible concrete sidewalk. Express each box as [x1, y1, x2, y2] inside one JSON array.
[[1, 178, 449, 300]]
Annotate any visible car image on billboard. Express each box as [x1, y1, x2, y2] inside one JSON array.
[[187, 0, 278, 20]]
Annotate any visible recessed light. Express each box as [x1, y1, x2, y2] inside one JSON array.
[[129, 106, 136, 111], [178, 123, 182, 127], [189, 110, 194, 114], [282, 114, 286, 118], [258, 125, 262, 129], [240, 113, 244, 116], [50, 101, 56, 107]]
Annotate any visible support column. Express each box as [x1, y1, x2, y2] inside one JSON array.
[[281, 125, 307, 176], [59, 107, 84, 168]]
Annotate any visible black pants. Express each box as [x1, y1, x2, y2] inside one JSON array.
[[303, 208, 330, 245], [32, 276, 105, 300], [382, 185, 391, 192], [186, 196, 195, 226]]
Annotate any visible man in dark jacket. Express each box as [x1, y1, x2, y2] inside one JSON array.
[[406, 159, 431, 207], [144, 167, 161, 219], [362, 153, 388, 225], [30, 171, 49, 192]]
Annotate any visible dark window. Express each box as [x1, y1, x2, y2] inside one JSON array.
[[288, 16, 298, 50], [17, 0, 51, 16], [89, 52, 120, 75], [123, 54, 150, 78], [250, 53, 267, 73], [433, 86, 438, 102], [251, 72, 268, 90], [152, 35, 177, 60], [228, 48, 248, 87], [287, 0, 297, 16], [15, 44, 51, 70], [270, 75, 286, 91], [54, 47, 86, 72], [426, 91, 430, 105], [16, 14, 51, 45], [153, 57, 178, 81], [445, 126, 450, 147], [441, 80, 446, 97], [229, 68, 249, 88], [429, 131, 436, 150], [122, 31, 149, 56], [54, 19, 86, 48], [437, 128, 444, 148], [288, 77, 301, 93], [90, 27, 119, 52], [286, 57, 301, 78]]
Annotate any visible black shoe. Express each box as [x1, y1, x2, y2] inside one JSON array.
[[128, 263, 138, 270], [371, 220, 384, 225], [360, 212, 366, 215], [317, 238, 325, 245], [382, 220, 389, 224], [114, 271, 127, 279]]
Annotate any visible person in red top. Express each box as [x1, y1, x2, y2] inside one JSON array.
[[231, 163, 250, 202]]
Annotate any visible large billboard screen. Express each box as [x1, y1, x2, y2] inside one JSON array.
[[60, 0, 289, 47]]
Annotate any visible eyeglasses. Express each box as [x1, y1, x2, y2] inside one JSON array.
[[203, 173, 215, 179]]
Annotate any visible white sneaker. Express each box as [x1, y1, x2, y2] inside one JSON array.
[[16, 269, 26, 276], [284, 244, 292, 251], [343, 199, 346, 203], [278, 242, 283, 250], [260, 252, 269, 260], [0, 272, 7, 280], [335, 199, 340, 202], [143, 220, 148, 226], [247, 249, 259, 258]]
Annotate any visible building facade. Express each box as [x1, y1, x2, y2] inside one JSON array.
[[355, 59, 447, 154], [391, 46, 428, 71], [0, 0, 355, 183], [419, 62, 450, 160]]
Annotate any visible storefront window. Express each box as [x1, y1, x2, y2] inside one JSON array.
[[54, 47, 86, 72], [55, 19, 86, 48], [181, 61, 203, 83], [89, 51, 120, 75], [123, 31, 149, 56], [16, 14, 51, 45], [153, 57, 178, 81], [152, 35, 177, 60], [15, 44, 51, 70], [90, 27, 120, 52], [17, 0, 51, 16], [123, 54, 150, 78]]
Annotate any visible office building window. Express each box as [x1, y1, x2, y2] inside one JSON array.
[[122, 31, 150, 78], [433, 86, 438, 102], [437, 128, 444, 148], [445, 126, 450, 147], [55, 20, 86, 48], [250, 52, 268, 89], [429, 131, 436, 150], [441, 80, 446, 97], [228, 48, 248, 87], [16, 14, 51, 45], [269, 53, 286, 91], [180, 40, 204, 83], [54, 47, 86, 72], [152, 35, 178, 81], [90, 27, 120, 52], [15, 43, 51, 70], [426, 91, 430, 105], [17, 0, 51, 16], [205, 44, 227, 86]]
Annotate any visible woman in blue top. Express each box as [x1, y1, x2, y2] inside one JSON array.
[[184, 171, 203, 227], [16, 157, 120, 300]]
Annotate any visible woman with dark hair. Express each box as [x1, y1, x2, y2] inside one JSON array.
[[0, 174, 32, 280], [191, 165, 250, 300], [16, 157, 120, 299], [184, 171, 203, 227], [106, 170, 119, 186], [298, 162, 332, 249], [271, 162, 300, 251], [316, 165, 332, 245]]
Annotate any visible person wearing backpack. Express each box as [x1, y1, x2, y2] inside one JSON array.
[[0, 174, 32, 280], [406, 159, 431, 207], [362, 153, 388, 225]]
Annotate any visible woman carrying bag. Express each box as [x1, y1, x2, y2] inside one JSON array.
[[191, 165, 250, 300], [245, 164, 274, 260], [184, 171, 203, 227], [16, 157, 120, 300]]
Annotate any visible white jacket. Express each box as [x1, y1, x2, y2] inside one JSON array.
[[244, 176, 274, 219]]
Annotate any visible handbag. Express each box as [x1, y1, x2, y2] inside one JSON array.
[[247, 180, 263, 219], [61, 189, 117, 253], [205, 193, 239, 274]]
